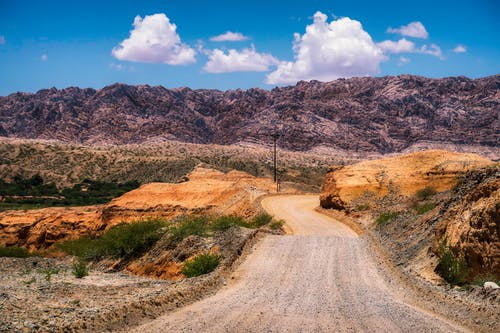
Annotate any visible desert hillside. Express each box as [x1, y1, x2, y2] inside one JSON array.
[[320, 150, 492, 209], [0, 167, 291, 250], [0, 75, 498, 156]]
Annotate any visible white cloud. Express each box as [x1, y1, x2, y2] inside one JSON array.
[[453, 45, 467, 53], [210, 31, 248, 42], [112, 13, 196, 65], [377, 38, 415, 54], [109, 63, 124, 71], [0, 36, 5, 45], [387, 21, 428, 39], [398, 56, 410, 66], [41, 54, 48, 61], [266, 11, 386, 84], [419, 44, 443, 59], [204, 45, 279, 73]]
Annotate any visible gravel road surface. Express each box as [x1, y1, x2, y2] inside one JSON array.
[[128, 195, 467, 333]]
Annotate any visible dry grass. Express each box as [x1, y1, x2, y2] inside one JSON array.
[[0, 138, 357, 189]]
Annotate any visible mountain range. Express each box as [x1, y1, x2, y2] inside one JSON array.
[[0, 75, 498, 154]]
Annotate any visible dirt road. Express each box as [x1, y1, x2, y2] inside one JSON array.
[[129, 195, 467, 332]]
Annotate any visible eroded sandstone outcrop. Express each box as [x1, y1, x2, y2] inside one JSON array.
[[433, 166, 499, 279], [0, 167, 285, 250], [320, 150, 492, 210]]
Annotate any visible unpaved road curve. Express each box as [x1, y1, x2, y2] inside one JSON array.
[[129, 195, 468, 333]]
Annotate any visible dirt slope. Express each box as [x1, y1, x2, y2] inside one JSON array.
[[128, 196, 467, 333], [320, 150, 492, 209]]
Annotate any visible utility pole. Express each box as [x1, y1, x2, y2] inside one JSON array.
[[271, 126, 280, 184]]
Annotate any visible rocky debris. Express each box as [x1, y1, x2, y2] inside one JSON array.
[[320, 150, 492, 210], [0, 167, 289, 250], [433, 166, 500, 280], [0, 224, 266, 332], [483, 281, 500, 290], [0, 75, 499, 156]]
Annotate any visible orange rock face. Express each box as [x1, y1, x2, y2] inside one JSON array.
[[0, 167, 285, 250], [320, 150, 492, 209], [433, 167, 499, 280]]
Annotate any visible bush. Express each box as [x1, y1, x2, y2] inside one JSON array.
[[168, 216, 208, 243], [181, 253, 221, 278], [39, 268, 59, 282], [375, 211, 400, 225], [415, 186, 437, 200], [57, 219, 167, 260], [210, 215, 246, 231], [72, 259, 89, 278], [0, 246, 30, 258], [269, 220, 284, 230], [414, 202, 436, 215], [251, 213, 273, 227], [354, 204, 370, 212], [435, 238, 468, 285]]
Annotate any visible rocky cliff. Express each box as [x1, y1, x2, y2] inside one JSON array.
[[0, 167, 287, 250], [0, 75, 498, 155], [319, 150, 492, 210]]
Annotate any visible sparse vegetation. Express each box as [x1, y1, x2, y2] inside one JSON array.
[[354, 204, 370, 211], [251, 213, 273, 228], [0, 175, 140, 211], [72, 260, 89, 278], [181, 253, 221, 278], [39, 268, 60, 282], [57, 219, 167, 260], [269, 220, 284, 230], [210, 215, 246, 231], [375, 211, 400, 225], [414, 202, 437, 215], [415, 186, 437, 200], [168, 216, 208, 243], [435, 238, 468, 285], [0, 246, 30, 258], [471, 274, 500, 286]]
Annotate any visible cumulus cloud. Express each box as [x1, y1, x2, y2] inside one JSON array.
[[398, 56, 410, 66], [377, 38, 415, 54], [266, 11, 386, 84], [453, 45, 467, 53], [387, 21, 428, 39], [41, 54, 48, 61], [419, 44, 443, 59], [112, 13, 196, 65], [204, 45, 279, 73], [210, 31, 248, 42], [0, 36, 5, 45]]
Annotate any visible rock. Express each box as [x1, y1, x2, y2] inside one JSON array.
[[320, 150, 492, 208], [483, 281, 500, 290], [0, 167, 287, 250], [433, 166, 499, 280], [0, 75, 498, 157]]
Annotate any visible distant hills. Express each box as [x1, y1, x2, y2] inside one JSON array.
[[0, 75, 498, 154]]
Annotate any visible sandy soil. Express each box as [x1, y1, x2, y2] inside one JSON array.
[[128, 195, 468, 332]]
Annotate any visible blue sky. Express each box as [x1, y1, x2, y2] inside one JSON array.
[[0, 0, 499, 95]]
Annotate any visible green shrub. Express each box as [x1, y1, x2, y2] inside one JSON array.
[[168, 216, 208, 243], [0, 246, 30, 258], [39, 268, 59, 282], [471, 274, 500, 286], [375, 211, 400, 225], [56, 237, 98, 259], [210, 215, 246, 231], [57, 219, 167, 260], [415, 186, 437, 200], [181, 253, 221, 278], [435, 238, 468, 285], [251, 213, 273, 227], [269, 220, 284, 230], [354, 204, 370, 212], [72, 260, 89, 278], [414, 202, 437, 215]]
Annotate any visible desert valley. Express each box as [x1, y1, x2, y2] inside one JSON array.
[[1, 2, 499, 332]]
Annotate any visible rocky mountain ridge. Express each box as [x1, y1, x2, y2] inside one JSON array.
[[0, 75, 498, 154]]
